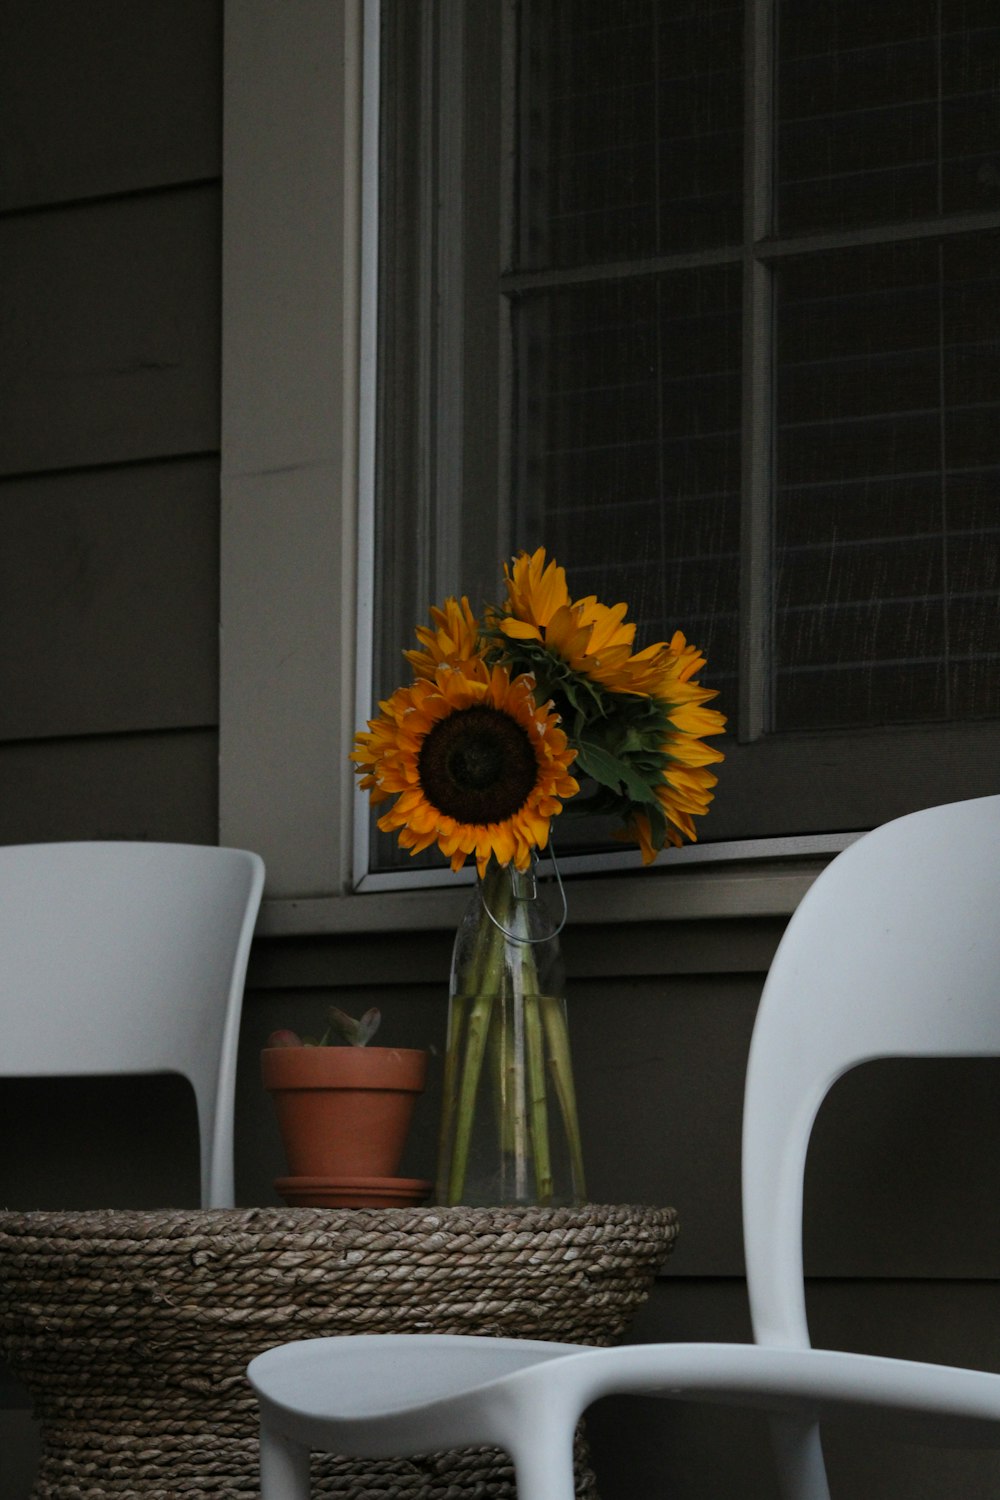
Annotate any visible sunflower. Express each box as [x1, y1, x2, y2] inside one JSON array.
[[404, 595, 483, 678], [351, 660, 579, 876], [498, 546, 676, 697], [617, 743, 725, 863], [613, 631, 727, 862]]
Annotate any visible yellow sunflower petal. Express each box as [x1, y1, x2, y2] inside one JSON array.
[[668, 702, 728, 736], [498, 615, 543, 642]]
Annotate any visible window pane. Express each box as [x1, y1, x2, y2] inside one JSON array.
[[773, 234, 1000, 731], [518, 0, 743, 269], [513, 267, 741, 706], [777, 0, 1000, 234]]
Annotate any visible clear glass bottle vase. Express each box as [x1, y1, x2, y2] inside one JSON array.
[[435, 857, 587, 1207]]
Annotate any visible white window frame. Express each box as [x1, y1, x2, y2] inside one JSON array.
[[219, 0, 849, 938]]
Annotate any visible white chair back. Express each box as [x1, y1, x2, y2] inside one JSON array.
[[0, 840, 265, 1207], [740, 794, 1000, 1496]]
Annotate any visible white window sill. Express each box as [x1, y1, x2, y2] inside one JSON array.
[[255, 834, 857, 937]]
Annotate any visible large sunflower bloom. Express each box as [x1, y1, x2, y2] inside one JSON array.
[[351, 660, 579, 876], [499, 546, 676, 696]]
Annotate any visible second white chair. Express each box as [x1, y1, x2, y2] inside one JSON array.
[[248, 795, 1000, 1498]]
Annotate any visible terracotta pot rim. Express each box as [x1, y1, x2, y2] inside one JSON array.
[[275, 1175, 432, 1191], [261, 1044, 428, 1092], [261, 1045, 428, 1059]]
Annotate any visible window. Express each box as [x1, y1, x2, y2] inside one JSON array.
[[366, 0, 1000, 881]]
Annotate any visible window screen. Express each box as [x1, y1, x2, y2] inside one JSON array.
[[776, 0, 1000, 233], [513, 269, 742, 714], [774, 234, 1000, 730], [509, 0, 1000, 744], [517, 0, 744, 266]]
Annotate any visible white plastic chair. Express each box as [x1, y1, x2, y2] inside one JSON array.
[[0, 840, 265, 1209], [247, 795, 1000, 1498]]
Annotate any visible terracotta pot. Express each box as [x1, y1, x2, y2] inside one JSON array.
[[261, 1046, 428, 1179]]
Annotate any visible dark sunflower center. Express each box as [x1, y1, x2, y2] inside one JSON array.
[[418, 706, 539, 824]]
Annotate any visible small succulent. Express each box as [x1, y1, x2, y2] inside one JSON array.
[[266, 1006, 382, 1050]]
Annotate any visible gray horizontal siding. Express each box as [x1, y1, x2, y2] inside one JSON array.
[[0, 0, 221, 210], [0, 187, 221, 474], [0, 729, 218, 845], [0, 1, 223, 855], [0, 459, 219, 740]]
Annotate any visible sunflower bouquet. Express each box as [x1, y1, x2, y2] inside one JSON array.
[[352, 547, 726, 1205]]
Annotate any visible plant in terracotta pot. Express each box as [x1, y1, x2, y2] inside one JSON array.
[[261, 1007, 431, 1208]]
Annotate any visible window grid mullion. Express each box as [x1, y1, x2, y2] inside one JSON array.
[[740, 0, 776, 743]]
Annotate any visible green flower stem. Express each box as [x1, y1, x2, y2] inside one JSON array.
[[524, 991, 552, 1202], [488, 999, 511, 1153], [443, 863, 508, 1204], [505, 998, 530, 1201], [540, 992, 587, 1201], [493, 866, 530, 1195], [434, 992, 466, 1202], [446, 989, 493, 1204], [440, 859, 580, 1206], [502, 874, 551, 1202], [505, 893, 540, 1202]]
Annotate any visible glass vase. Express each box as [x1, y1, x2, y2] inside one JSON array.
[[435, 857, 587, 1207]]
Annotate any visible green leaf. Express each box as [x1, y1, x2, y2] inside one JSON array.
[[326, 1005, 382, 1046], [575, 740, 661, 809], [644, 799, 669, 851]]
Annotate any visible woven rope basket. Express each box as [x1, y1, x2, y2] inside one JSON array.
[[0, 1202, 677, 1498]]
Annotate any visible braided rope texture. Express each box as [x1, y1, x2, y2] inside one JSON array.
[[0, 1203, 678, 1498]]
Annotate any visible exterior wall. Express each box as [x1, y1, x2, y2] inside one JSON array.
[[0, 0, 222, 847], [1, 6, 999, 1500], [0, 4, 223, 1487]]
